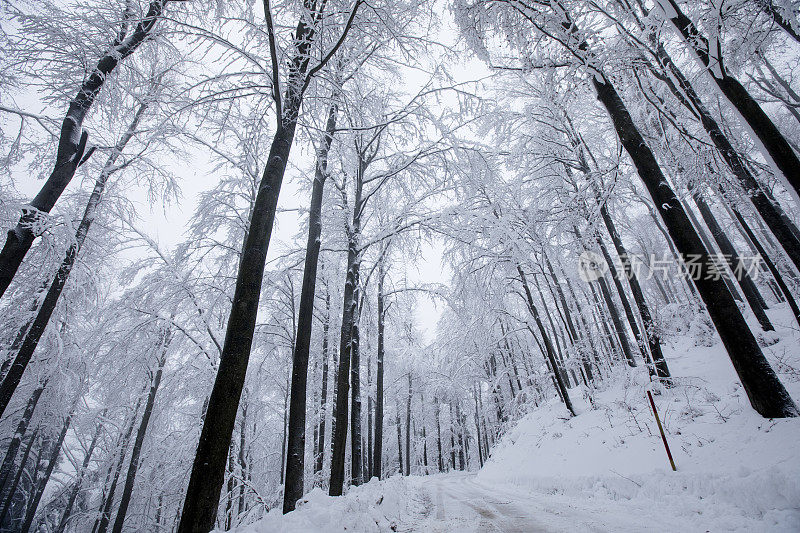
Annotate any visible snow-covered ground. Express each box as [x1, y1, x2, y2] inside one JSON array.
[[236, 306, 800, 532]]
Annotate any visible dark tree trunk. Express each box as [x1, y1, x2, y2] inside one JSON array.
[[176, 0, 367, 521], [20, 405, 76, 533], [350, 287, 364, 487], [373, 259, 385, 480], [314, 291, 331, 479], [591, 69, 797, 417], [111, 329, 171, 533], [434, 398, 443, 473], [404, 374, 412, 476], [238, 399, 248, 517], [0, 103, 148, 419], [283, 96, 338, 513], [281, 372, 289, 485], [329, 163, 365, 496], [0, 1, 166, 299], [56, 413, 104, 533], [96, 397, 142, 533], [0, 427, 38, 526], [473, 387, 484, 468], [662, 0, 800, 203], [366, 353, 373, 480], [732, 207, 800, 329], [395, 400, 404, 475], [597, 201, 671, 381], [517, 266, 576, 416], [0, 379, 47, 496], [224, 442, 235, 531], [692, 192, 774, 331]]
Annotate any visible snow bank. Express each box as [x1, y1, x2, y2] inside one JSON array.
[[233, 476, 421, 533], [478, 310, 800, 531]]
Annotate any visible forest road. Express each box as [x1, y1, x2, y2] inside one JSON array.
[[397, 473, 683, 533], [397, 474, 550, 532]]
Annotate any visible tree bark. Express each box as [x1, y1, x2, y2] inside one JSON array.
[[56, 413, 104, 533], [314, 290, 331, 479], [517, 266, 576, 416], [597, 201, 671, 381], [0, 103, 148, 419], [95, 397, 142, 533], [404, 373, 412, 476], [0, 0, 166, 298], [111, 328, 171, 533], [350, 284, 364, 487], [395, 399, 404, 475], [329, 161, 365, 496], [662, 0, 800, 204], [283, 96, 338, 513], [692, 191, 774, 331], [591, 69, 797, 417], [373, 258, 385, 479]]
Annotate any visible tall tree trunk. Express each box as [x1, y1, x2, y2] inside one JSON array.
[[517, 266, 576, 416], [0, 103, 148, 419], [329, 162, 365, 496], [434, 398, 443, 473], [692, 191, 774, 331], [0, 379, 47, 497], [596, 201, 671, 381], [395, 399, 403, 475], [0, 427, 38, 526], [95, 397, 142, 533], [349, 291, 364, 487], [366, 353, 373, 480], [373, 259, 385, 480], [283, 96, 339, 513], [0, 1, 166, 299], [20, 403, 76, 533], [590, 64, 797, 416], [56, 413, 104, 533], [314, 290, 331, 479], [238, 397, 248, 518], [404, 374, 412, 476], [661, 0, 800, 204], [473, 386, 484, 468], [111, 328, 171, 533], [177, 0, 365, 523]]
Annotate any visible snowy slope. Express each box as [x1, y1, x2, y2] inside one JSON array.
[[236, 308, 800, 532]]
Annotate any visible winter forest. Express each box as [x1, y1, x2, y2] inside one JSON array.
[[0, 0, 799, 531]]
